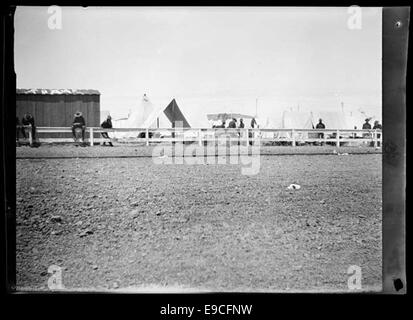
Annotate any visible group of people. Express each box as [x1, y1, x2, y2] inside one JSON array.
[[71, 111, 113, 146], [16, 112, 382, 147], [314, 118, 382, 146], [212, 117, 382, 131], [362, 119, 382, 146], [16, 111, 114, 147], [362, 119, 382, 130], [212, 117, 258, 129], [211, 117, 258, 146], [314, 118, 382, 131]]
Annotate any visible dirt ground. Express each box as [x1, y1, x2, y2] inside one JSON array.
[[16, 145, 382, 292]]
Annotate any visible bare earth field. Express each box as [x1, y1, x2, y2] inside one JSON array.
[[16, 145, 382, 292]]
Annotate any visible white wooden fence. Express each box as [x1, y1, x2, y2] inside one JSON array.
[[19, 126, 382, 148]]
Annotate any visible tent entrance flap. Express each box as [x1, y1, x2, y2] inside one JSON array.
[[164, 99, 191, 128]]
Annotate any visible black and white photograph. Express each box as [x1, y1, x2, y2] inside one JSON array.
[[9, 6, 400, 293]]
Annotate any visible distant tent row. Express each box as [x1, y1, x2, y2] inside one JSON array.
[[271, 111, 378, 140], [205, 110, 377, 132], [107, 95, 378, 141], [112, 95, 190, 139]]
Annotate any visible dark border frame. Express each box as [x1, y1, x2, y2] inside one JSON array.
[[1, 5, 409, 299], [382, 7, 408, 294], [1, 5, 17, 294]]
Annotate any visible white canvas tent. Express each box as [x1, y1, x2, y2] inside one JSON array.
[[141, 103, 170, 130], [112, 95, 190, 139], [344, 112, 379, 130], [313, 110, 381, 130], [112, 94, 156, 139], [312, 110, 380, 138], [249, 108, 380, 142], [311, 111, 349, 130], [273, 111, 314, 140]]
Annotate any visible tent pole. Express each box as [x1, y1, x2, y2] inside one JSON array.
[[255, 98, 258, 117], [146, 128, 149, 146]]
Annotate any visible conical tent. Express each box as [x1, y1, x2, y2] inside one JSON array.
[[141, 99, 190, 129], [164, 99, 191, 128], [141, 103, 169, 129], [112, 94, 156, 139], [112, 96, 190, 140]]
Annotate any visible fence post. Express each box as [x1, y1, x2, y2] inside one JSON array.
[[245, 128, 249, 146], [292, 129, 296, 147], [336, 129, 340, 147], [90, 128, 94, 146], [28, 125, 33, 146], [146, 128, 149, 146], [198, 129, 202, 146], [373, 129, 377, 148]]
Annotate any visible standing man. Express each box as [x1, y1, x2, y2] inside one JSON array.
[[22, 113, 37, 147], [316, 118, 325, 130], [362, 118, 372, 129], [249, 117, 258, 145], [362, 118, 372, 139], [237, 118, 245, 142], [101, 115, 113, 146], [250, 117, 257, 129], [373, 120, 382, 147], [228, 118, 237, 128], [72, 111, 86, 142], [373, 120, 382, 130], [316, 118, 325, 145]]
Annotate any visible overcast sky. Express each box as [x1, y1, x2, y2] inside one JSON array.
[[15, 6, 382, 126]]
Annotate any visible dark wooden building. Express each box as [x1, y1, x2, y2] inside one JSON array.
[[16, 89, 100, 138]]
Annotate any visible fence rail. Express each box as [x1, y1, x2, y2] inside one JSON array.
[[18, 125, 382, 148]]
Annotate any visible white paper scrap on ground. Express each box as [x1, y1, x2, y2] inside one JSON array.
[[287, 184, 301, 190]]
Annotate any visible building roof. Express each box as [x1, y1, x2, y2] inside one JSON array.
[[16, 89, 100, 95]]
